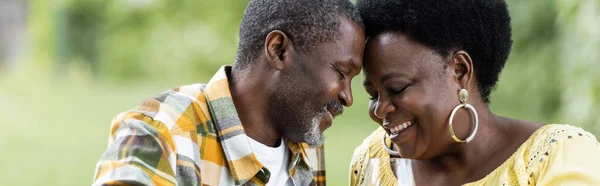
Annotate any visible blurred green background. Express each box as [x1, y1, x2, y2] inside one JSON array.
[[0, 0, 598, 185]]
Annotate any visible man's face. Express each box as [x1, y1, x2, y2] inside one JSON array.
[[268, 18, 365, 147]]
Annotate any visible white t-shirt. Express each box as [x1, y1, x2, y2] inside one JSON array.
[[247, 137, 294, 186]]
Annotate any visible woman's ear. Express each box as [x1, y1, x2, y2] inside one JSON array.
[[451, 50, 475, 89]]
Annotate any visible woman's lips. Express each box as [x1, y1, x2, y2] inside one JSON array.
[[389, 120, 413, 134], [384, 119, 416, 143]]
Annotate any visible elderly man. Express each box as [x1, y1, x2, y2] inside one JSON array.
[[92, 0, 365, 185]]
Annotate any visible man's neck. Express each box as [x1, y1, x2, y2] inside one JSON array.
[[229, 66, 282, 147]]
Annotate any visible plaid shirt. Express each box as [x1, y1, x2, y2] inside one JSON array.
[[93, 66, 326, 186]]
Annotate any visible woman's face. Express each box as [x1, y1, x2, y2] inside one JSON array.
[[363, 32, 474, 159]]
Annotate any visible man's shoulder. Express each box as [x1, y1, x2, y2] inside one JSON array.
[[155, 83, 209, 104], [113, 83, 216, 134], [139, 83, 208, 115]]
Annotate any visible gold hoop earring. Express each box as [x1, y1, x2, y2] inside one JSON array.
[[381, 132, 400, 156], [448, 88, 479, 143]]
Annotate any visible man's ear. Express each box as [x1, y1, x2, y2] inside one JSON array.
[[450, 50, 475, 89], [264, 30, 291, 70]]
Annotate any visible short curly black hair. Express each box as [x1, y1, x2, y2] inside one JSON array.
[[356, 0, 512, 103], [235, 0, 363, 70]]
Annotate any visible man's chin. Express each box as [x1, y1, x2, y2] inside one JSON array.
[[281, 112, 327, 147], [286, 124, 324, 147], [319, 111, 333, 132], [286, 134, 324, 147], [304, 136, 325, 148]]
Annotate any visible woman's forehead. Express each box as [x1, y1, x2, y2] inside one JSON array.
[[363, 34, 445, 82]]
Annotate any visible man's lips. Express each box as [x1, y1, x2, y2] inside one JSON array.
[[325, 100, 343, 117], [318, 110, 334, 132], [318, 100, 343, 131], [327, 108, 341, 117]]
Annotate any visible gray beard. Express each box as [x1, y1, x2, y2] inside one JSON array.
[[304, 110, 326, 147], [267, 92, 326, 147], [266, 75, 326, 147]]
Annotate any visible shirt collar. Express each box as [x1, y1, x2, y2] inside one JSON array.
[[203, 65, 315, 184]]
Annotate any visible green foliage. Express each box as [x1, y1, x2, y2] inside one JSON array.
[[491, 0, 562, 123], [98, 0, 246, 81], [32, 0, 246, 81], [554, 0, 600, 131], [491, 0, 600, 132]]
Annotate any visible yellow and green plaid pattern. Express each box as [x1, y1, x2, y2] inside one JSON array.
[[93, 66, 326, 186]]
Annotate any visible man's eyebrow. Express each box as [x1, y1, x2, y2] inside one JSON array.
[[337, 59, 361, 76]]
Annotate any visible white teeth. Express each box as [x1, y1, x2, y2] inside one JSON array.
[[389, 120, 414, 134], [392, 126, 400, 134], [390, 121, 412, 134]]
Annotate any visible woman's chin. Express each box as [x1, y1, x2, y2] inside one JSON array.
[[398, 151, 415, 159], [399, 149, 436, 160], [396, 144, 428, 160]]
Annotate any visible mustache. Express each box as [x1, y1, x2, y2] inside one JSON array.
[[324, 99, 344, 117]]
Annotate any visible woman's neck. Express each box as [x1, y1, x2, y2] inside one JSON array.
[[422, 107, 509, 180], [418, 108, 542, 183]]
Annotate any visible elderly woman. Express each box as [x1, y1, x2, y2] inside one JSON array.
[[349, 0, 600, 185]]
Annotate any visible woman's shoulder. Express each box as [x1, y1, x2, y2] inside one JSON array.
[[351, 127, 388, 161], [526, 124, 600, 185], [467, 124, 600, 185], [526, 124, 599, 154], [524, 124, 599, 164], [349, 127, 390, 185], [534, 124, 597, 140]]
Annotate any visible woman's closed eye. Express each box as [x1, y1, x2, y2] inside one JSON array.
[[368, 92, 379, 100], [388, 83, 411, 95], [364, 86, 379, 100]]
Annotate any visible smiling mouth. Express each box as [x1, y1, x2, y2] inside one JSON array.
[[387, 119, 414, 135]]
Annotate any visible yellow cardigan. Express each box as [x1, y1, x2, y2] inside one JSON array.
[[349, 124, 600, 186]]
